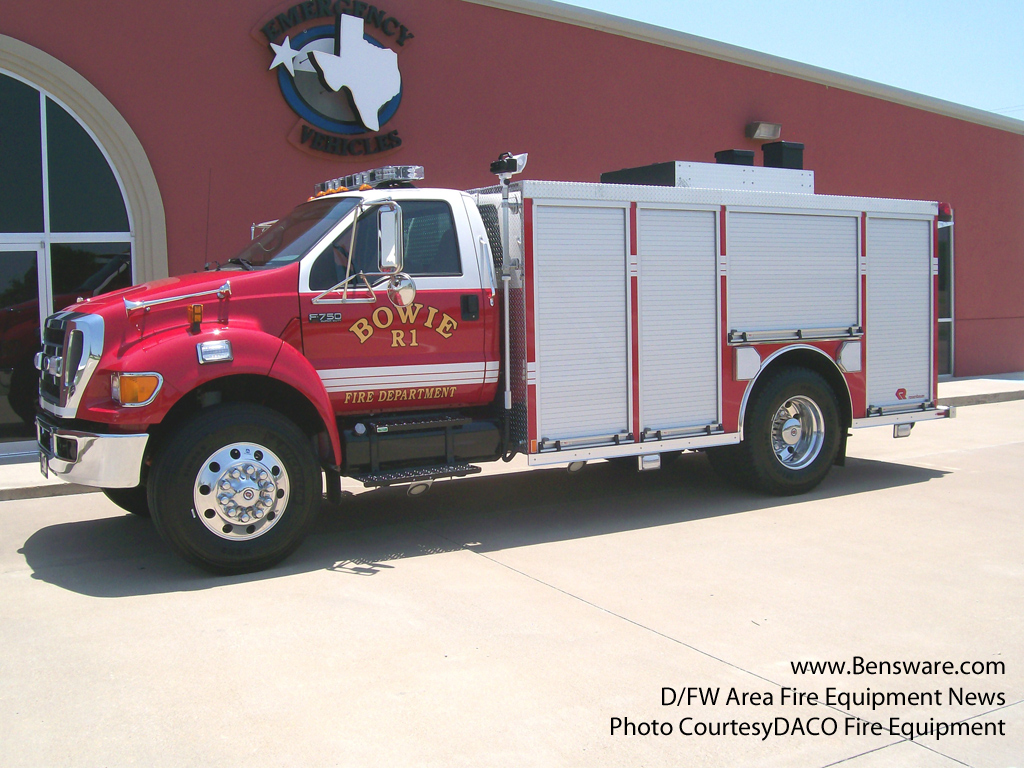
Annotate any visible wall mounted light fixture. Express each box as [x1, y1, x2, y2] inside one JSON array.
[[745, 121, 782, 141]]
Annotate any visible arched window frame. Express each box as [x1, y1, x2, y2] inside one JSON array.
[[0, 68, 136, 325], [0, 34, 167, 297]]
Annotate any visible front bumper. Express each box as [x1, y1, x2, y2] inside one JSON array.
[[37, 417, 149, 489]]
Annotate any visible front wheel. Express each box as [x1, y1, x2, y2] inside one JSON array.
[[148, 404, 321, 574], [739, 368, 840, 496], [102, 484, 150, 517]]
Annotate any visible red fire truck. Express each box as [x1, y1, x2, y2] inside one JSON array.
[[36, 155, 953, 572]]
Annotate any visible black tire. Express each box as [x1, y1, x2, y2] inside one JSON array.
[[735, 367, 840, 496], [102, 484, 151, 517], [148, 404, 320, 574]]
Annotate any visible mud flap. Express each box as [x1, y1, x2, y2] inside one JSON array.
[[325, 466, 343, 505], [834, 430, 850, 467]]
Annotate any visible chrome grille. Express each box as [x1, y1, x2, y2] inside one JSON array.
[[37, 312, 105, 418], [39, 316, 67, 403]]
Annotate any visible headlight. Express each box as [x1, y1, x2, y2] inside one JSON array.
[[197, 339, 233, 364], [111, 372, 163, 407]]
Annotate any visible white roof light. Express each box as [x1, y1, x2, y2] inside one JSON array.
[[314, 165, 424, 196]]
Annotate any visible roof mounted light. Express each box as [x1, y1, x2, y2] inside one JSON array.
[[313, 165, 424, 196], [490, 152, 528, 182]]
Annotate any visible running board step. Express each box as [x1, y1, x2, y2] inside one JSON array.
[[353, 463, 482, 488]]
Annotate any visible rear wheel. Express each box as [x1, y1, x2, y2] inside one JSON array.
[[735, 368, 840, 495], [148, 404, 320, 574]]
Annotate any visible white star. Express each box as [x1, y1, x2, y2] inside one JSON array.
[[269, 36, 299, 77]]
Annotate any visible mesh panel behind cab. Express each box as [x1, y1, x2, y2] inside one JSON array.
[[477, 204, 504, 270]]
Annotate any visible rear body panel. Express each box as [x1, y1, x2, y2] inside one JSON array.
[[469, 180, 945, 466]]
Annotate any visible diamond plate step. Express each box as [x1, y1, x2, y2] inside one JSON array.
[[353, 463, 482, 488]]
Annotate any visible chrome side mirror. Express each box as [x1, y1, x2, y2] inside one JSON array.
[[387, 273, 417, 307], [378, 202, 403, 274]]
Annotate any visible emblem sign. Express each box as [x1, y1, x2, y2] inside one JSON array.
[[256, 2, 414, 158]]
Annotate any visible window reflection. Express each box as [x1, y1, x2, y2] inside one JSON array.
[[0, 251, 40, 438], [50, 242, 133, 310], [46, 98, 130, 233]]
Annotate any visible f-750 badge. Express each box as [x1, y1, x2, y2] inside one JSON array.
[[308, 312, 343, 323]]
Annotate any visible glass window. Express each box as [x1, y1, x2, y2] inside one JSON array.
[[308, 200, 462, 290], [0, 75, 135, 446], [937, 222, 954, 375], [46, 98, 129, 233], [50, 242, 133, 311], [235, 197, 359, 268], [938, 321, 951, 376], [0, 249, 41, 438], [937, 225, 952, 319], [0, 75, 44, 233], [401, 201, 461, 276], [308, 208, 379, 291]]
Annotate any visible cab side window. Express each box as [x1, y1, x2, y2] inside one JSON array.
[[309, 200, 461, 290], [402, 201, 461, 276], [308, 212, 377, 291]]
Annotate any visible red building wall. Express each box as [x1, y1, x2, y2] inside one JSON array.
[[3, 0, 1022, 374]]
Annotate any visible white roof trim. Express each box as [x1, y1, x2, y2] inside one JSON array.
[[462, 0, 1024, 136]]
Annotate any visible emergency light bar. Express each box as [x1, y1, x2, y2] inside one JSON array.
[[313, 165, 424, 196]]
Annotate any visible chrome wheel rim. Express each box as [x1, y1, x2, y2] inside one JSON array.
[[193, 442, 290, 541], [770, 395, 825, 470]]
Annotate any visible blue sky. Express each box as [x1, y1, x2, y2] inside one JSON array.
[[566, 0, 1024, 119]]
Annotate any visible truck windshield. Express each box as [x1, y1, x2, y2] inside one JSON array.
[[231, 197, 360, 268]]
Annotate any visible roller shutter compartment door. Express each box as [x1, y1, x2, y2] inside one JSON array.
[[866, 217, 932, 408], [728, 212, 859, 333], [534, 205, 629, 442], [638, 208, 718, 432]]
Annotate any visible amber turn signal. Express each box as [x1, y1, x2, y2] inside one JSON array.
[[111, 373, 162, 406], [187, 304, 203, 325]]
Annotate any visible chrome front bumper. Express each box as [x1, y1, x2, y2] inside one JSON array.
[[37, 417, 149, 489]]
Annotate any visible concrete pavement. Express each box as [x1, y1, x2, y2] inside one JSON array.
[[1, 394, 1021, 766]]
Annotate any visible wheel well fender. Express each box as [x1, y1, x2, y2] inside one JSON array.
[[151, 368, 341, 468], [737, 345, 852, 439], [267, 342, 341, 466]]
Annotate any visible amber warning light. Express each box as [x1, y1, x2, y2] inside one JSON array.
[[111, 373, 163, 406]]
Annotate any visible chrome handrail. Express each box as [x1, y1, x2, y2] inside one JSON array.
[[124, 281, 231, 315]]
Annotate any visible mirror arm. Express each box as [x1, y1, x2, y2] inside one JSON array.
[[312, 272, 378, 305]]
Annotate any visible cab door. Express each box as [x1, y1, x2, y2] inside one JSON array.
[[299, 196, 493, 415]]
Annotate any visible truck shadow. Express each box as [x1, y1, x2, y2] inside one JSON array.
[[20, 452, 945, 597]]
